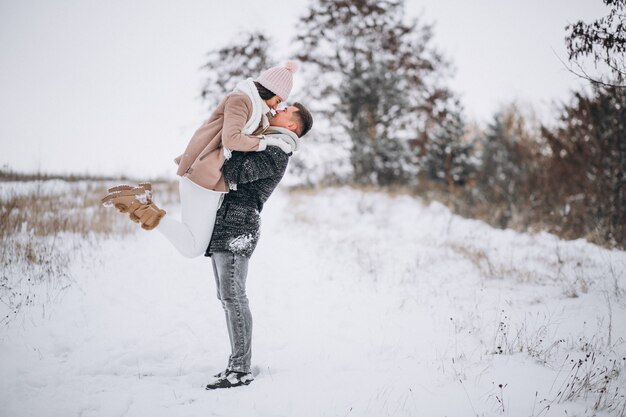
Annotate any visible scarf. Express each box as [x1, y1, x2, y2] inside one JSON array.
[[263, 126, 299, 153]]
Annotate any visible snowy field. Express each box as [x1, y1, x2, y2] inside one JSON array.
[[1, 182, 625, 417]]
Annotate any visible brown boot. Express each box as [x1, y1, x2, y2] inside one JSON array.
[[132, 202, 166, 230], [101, 186, 150, 213], [103, 182, 152, 208]]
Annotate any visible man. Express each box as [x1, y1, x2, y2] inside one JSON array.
[[205, 102, 313, 390]]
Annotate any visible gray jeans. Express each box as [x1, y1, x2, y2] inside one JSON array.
[[211, 251, 252, 373]]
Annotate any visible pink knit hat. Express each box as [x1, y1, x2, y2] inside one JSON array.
[[256, 60, 299, 101]]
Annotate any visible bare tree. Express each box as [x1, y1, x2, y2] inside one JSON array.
[[565, 0, 626, 87]]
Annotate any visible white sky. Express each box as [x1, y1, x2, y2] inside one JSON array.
[[0, 0, 607, 178]]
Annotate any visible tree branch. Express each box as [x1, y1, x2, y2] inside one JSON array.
[[551, 47, 626, 89]]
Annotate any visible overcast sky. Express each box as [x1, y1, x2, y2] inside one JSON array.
[[0, 0, 607, 178]]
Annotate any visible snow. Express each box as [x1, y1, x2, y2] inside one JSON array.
[[1, 183, 625, 416], [228, 233, 256, 254], [0, 179, 89, 198]]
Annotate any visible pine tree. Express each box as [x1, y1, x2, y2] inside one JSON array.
[[541, 85, 626, 245], [423, 100, 475, 189], [294, 0, 453, 185], [200, 31, 276, 110], [475, 105, 541, 228]]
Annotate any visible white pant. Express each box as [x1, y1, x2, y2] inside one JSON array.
[[157, 176, 224, 258]]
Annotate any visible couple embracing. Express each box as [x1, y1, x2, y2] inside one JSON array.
[[102, 61, 313, 390]]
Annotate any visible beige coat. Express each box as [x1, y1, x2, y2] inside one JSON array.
[[175, 91, 267, 191]]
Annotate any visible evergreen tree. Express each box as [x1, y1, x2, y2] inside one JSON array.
[[541, 85, 626, 244], [294, 0, 453, 185], [423, 100, 475, 189], [475, 105, 541, 228], [200, 31, 275, 110]]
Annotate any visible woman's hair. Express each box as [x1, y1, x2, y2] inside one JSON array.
[[254, 81, 277, 100]]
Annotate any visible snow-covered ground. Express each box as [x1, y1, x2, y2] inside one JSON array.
[[1, 184, 625, 417]]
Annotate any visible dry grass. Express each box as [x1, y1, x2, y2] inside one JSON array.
[[0, 176, 177, 325], [486, 305, 625, 416], [441, 237, 625, 414], [2, 183, 128, 237], [554, 352, 626, 415], [292, 177, 624, 251]]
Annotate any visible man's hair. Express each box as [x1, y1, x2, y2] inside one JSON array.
[[254, 81, 277, 100], [292, 102, 313, 137]]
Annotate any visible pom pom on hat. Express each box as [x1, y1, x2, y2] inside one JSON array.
[[256, 60, 299, 101], [284, 60, 299, 73]]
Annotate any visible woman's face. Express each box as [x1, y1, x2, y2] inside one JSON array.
[[265, 96, 282, 110]]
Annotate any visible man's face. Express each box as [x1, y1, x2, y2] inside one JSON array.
[[269, 106, 299, 132]]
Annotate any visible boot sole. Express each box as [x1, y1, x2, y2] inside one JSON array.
[[101, 188, 150, 209], [205, 380, 252, 390], [107, 182, 152, 193]]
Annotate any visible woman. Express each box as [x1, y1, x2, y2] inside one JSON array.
[[102, 61, 298, 257]]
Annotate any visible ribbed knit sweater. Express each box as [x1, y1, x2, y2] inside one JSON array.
[[205, 145, 291, 258]]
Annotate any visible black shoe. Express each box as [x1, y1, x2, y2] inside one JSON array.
[[213, 368, 230, 379], [205, 370, 254, 390]]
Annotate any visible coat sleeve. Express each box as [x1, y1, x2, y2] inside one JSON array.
[[222, 95, 263, 151], [223, 149, 288, 186]]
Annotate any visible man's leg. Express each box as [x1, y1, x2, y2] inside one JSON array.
[[211, 255, 235, 372], [211, 251, 253, 374]]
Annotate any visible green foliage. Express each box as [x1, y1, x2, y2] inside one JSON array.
[[541, 85, 626, 244], [422, 101, 476, 188], [472, 104, 543, 228], [294, 0, 456, 185], [459, 88, 626, 248]]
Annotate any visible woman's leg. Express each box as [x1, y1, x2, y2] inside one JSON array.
[[156, 176, 224, 258]]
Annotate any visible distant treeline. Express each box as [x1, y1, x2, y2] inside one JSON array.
[[412, 85, 625, 249], [0, 169, 119, 182], [0, 169, 173, 184], [291, 84, 625, 249], [196, 0, 625, 248], [9, 0, 620, 249]]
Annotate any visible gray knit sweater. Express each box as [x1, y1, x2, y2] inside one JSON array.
[[205, 128, 295, 258]]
